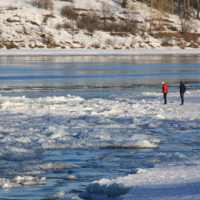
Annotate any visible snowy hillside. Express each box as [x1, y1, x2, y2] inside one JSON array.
[[0, 0, 200, 50]]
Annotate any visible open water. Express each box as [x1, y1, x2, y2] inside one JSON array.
[[0, 55, 200, 200]]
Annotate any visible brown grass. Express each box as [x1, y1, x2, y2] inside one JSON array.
[[161, 41, 174, 47], [46, 44, 55, 48], [113, 46, 122, 49], [188, 43, 199, 48], [42, 13, 55, 24], [159, 24, 167, 31], [5, 41, 20, 49], [110, 32, 128, 37], [74, 8, 88, 11], [63, 22, 72, 29], [177, 41, 187, 49], [167, 25, 178, 31], [35, 44, 45, 48], [152, 32, 200, 43], [139, 44, 146, 48], [149, 44, 155, 48], [6, 18, 21, 23], [6, 6, 18, 10], [55, 23, 63, 30], [152, 18, 175, 23], [60, 0, 73, 2], [30, 20, 39, 26], [90, 43, 101, 49], [100, 16, 115, 21]]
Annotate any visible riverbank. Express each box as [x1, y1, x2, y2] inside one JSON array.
[[1, 48, 200, 57]]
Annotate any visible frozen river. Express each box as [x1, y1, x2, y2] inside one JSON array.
[[0, 54, 200, 200]]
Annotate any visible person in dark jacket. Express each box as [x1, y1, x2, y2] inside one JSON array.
[[179, 81, 186, 105], [162, 82, 168, 104]]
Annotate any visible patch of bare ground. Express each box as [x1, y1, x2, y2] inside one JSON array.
[[145, 18, 174, 23], [166, 25, 178, 31], [155, 24, 167, 31], [139, 44, 146, 48], [177, 41, 187, 49], [113, 46, 122, 49], [161, 41, 174, 47], [152, 18, 175, 23], [90, 42, 101, 49], [188, 43, 199, 48], [145, 41, 156, 48], [6, 18, 21, 23], [30, 21, 40, 26], [110, 32, 129, 37], [2, 41, 20, 49], [151, 32, 200, 43]]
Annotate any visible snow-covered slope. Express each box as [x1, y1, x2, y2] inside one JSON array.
[[0, 0, 200, 50]]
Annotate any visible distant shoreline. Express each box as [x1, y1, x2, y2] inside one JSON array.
[[0, 49, 200, 57]]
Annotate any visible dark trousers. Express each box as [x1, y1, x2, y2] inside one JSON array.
[[163, 93, 167, 104], [180, 92, 184, 104]]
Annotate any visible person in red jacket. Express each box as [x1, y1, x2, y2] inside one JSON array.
[[162, 82, 168, 104]]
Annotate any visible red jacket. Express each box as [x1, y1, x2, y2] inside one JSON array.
[[162, 83, 168, 93]]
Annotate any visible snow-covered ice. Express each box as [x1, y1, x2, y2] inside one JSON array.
[[1, 48, 200, 57], [80, 158, 200, 200], [0, 85, 200, 199], [54, 89, 200, 200]]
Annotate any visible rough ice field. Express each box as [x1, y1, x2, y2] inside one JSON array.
[[1, 89, 200, 199], [1, 89, 200, 157], [58, 89, 200, 200], [0, 92, 163, 153], [78, 158, 200, 200]]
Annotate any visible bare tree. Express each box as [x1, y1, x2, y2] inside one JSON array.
[[31, 0, 41, 8], [0, 29, 2, 47], [180, 16, 192, 33], [183, 0, 186, 18], [121, 0, 129, 8], [197, 0, 200, 19], [101, 2, 111, 30], [116, 0, 129, 8], [150, 0, 156, 31], [31, 0, 54, 10], [125, 15, 138, 34], [159, 0, 163, 29], [186, 0, 190, 19]]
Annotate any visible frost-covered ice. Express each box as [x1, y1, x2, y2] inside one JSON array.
[[0, 87, 200, 199], [1, 49, 200, 57], [0, 93, 163, 151], [79, 158, 200, 200], [58, 90, 200, 200], [45, 191, 65, 200]]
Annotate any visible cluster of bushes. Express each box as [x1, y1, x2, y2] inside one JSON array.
[[31, 0, 54, 11], [0, 29, 2, 48], [60, 5, 78, 20], [60, 0, 73, 2], [77, 12, 99, 34], [55, 22, 72, 30], [59, 4, 138, 35]]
